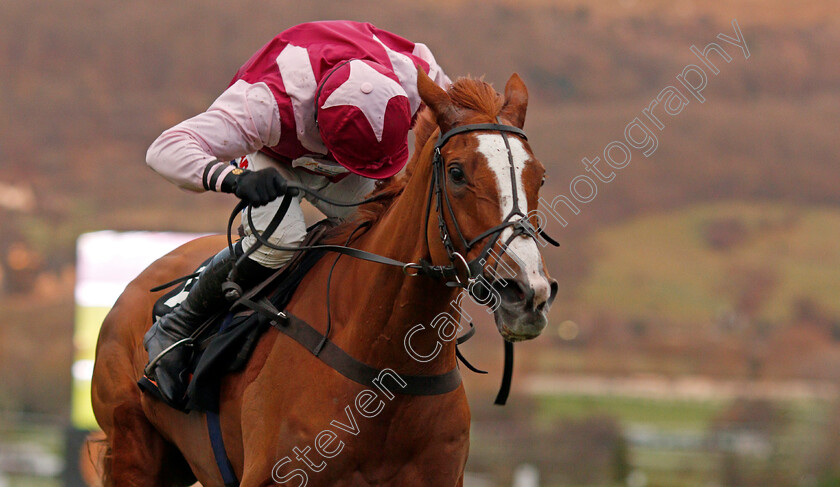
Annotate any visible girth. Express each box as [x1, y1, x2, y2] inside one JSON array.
[[226, 119, 559, 407], [200, 119, 554, 487]]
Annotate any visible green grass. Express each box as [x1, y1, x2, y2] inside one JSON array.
[[577, 201, 840, 326], [536, 394, 724, 432]]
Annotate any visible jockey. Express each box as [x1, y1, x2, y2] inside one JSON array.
[[143, 21, 450, 404]]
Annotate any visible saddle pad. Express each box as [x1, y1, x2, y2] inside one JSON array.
[[179, 219, 337, 412]]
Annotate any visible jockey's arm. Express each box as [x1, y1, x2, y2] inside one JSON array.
[[146, 80, 281, 193]]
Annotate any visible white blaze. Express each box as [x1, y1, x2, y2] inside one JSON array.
[[475, 134, 551, 306]]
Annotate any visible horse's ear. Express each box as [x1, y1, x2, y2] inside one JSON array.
[[417, 68, 458, 133], [500, 73, 528, 129]]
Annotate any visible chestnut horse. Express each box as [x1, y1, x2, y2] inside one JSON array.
[[91, 70, 557, 486]]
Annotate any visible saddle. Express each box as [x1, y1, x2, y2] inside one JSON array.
[[140, 214, 487, 416], [138, 219, 337, 412], [138, 219, 489, 487]]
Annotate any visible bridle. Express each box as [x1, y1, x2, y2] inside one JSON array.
[[149, 116, 559, 408], [226, 119, 558, 294], [412, 119, 558, 297], [188, 122, 551, 486]]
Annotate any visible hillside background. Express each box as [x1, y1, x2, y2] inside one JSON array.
[[1, 1, 839, 486]]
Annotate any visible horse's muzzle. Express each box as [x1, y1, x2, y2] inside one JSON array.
[[491, 276, 558, 341]]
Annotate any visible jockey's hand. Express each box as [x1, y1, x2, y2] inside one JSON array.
[[222, 168, 288, 207]]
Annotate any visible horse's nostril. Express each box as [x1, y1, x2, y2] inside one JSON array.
[[492, 278, 528, 305], [492, 277, 555, 311], [548, 280, 559, 305]]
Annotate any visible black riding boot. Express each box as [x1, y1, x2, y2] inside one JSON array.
[[143, 246, 237, 405], [144, 244, 278, 405]]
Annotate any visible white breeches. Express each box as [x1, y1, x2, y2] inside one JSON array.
[[239, 152, 376, 268]]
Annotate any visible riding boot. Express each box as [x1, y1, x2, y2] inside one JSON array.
[[141, 249, 231, 404], [143, 246, 236, 404], [144, 243, 278, 405]]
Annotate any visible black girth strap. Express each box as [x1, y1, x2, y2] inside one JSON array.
[[214, 119, 555, 409], [270, 312, 463, 396], [191, 119, 548, 487]]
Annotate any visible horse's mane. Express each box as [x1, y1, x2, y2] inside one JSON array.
[[324, 77, 504, 245]]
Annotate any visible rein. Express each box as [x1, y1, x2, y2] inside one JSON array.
[[217, 119, 557, 406], [227, 120, 555, 290], [197, 120, 554, 487]]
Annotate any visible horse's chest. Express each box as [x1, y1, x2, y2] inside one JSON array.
[[273, 393, 470, 486]]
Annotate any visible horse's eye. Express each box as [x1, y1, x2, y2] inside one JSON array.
[[540, 175, 546, 187], [448, 165, 467, 185]]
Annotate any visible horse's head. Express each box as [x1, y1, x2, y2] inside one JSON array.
[[417, 71, 558, 342]]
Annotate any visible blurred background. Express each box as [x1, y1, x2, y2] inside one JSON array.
[[1, 0, 838, 486]]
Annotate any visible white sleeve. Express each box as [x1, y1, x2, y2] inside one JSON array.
[[412, 42, 451, 89], [146, 79, 282, 192]]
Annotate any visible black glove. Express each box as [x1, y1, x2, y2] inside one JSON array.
[[221, 168, 288, 207]]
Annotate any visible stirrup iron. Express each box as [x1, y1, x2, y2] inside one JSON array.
[[144, 337, 194, 376]]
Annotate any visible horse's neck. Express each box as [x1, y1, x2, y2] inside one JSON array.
[[328, 159, 460, 374]]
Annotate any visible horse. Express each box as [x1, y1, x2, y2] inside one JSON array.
[[90, 69, 558, 487]]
